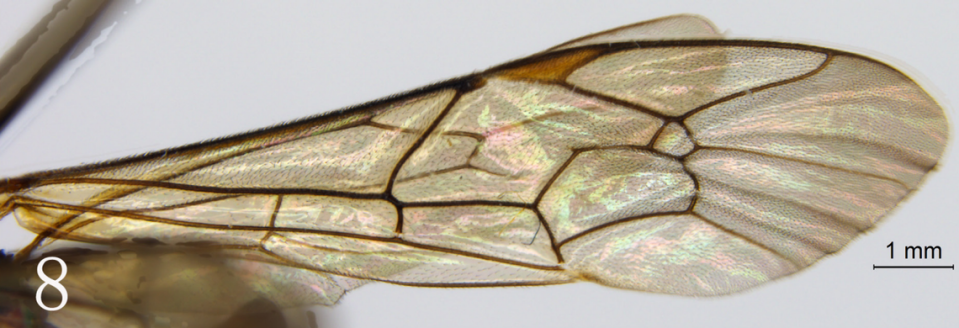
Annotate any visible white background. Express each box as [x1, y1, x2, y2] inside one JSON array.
[[0, 1, 956, 327]]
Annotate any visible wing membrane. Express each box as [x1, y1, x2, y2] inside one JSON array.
[[686, 55, 945, 186], [548, 14, 722, 51], [0, 15, 948, 306]]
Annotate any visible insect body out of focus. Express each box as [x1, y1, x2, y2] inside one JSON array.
[[0, 14, 949, 328]]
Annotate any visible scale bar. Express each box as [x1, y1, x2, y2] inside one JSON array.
[[873, 265, 954, 270]]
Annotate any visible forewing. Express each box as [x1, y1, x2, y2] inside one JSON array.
[[0, 22, 948, 300]]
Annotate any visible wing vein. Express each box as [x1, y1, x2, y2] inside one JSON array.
[[17, 198, 563, 271]]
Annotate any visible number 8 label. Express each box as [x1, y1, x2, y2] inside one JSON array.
[[36, 257, 68, 311]]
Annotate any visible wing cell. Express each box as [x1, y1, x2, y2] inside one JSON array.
[[275, 195, 397, 237], [539, 149, 695, 242], [568, 47, 828, 116], [262, 233, 573, 285], [560, 214, 796, 296], [403, 205, 558, 265]]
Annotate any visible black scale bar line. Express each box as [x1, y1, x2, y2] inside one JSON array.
[[873, 265, 954, 270]]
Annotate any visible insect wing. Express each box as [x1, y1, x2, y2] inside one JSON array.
[[0, 14, 949, 300]]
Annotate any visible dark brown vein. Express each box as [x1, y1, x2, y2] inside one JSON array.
[[403, 200, 531, 209], [443, 131, 485, 141], [255, 247, 569, 288], [386, 89, 464, 234], [20, 197, 561, 271], [679, 55, 834, 120], [365, 121, 419, 134], [556, 82, 667, 119], [35, 178, 387, 199], [393, 164, 509, 185], [273, 232, 561, 271], [530, 150, 587, 264]]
